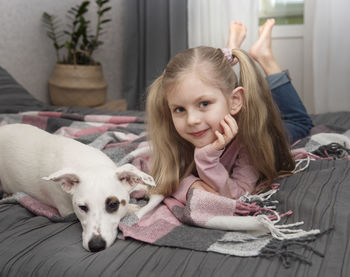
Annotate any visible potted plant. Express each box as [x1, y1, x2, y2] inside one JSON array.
[[42, 0, 111, 107]]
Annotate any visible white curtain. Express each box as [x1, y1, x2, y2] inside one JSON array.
[[311, 0, 350, 113], [188, 0, 259, 51]]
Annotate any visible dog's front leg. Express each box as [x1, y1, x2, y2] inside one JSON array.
[[126, 203, 141, 215], [135, 194, 164, 219]]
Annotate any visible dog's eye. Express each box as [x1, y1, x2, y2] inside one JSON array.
[[109, 202, 119, 210], [79, 205, 89, 213], [105, 197, 120, 213]]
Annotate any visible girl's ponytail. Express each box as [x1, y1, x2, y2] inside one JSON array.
[[231, 49, 295, 188]]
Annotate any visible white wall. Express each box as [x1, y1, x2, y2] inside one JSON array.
[[306, 0, 350, 114], [0, 0, 126, 104], [271, 25, 305, 104], [272, 1, 350, 114]]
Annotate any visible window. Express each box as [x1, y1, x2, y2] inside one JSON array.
[[259, 0, 304, 25]]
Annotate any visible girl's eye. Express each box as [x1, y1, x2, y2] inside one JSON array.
[[199, 101, 210, 108], [174, 107, 185, 113]]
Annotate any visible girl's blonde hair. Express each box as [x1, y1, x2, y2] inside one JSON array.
[[146, 46, 295, 196]]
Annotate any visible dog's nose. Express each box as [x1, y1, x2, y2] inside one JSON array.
[[88, 235, 106, 252]]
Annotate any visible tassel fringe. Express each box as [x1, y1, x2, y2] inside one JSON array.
[[257, 215, 320, 240], [237, 189, 292, 221], [293, 156, 311, 174], [261, 227, 333, 267]]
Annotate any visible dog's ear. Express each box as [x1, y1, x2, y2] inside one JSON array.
[[42, 168, 80, 195], [115, 163, 156, 192]]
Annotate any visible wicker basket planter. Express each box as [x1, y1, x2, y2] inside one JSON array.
[[48, 64, 107, 107]]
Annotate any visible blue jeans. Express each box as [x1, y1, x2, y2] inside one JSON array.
[[266, 71, 313, 143]]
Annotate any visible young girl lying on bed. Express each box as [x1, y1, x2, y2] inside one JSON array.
[[145, 19, 312, 205]]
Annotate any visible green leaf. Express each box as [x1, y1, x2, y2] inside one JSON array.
[[100, 19, 111, 24], [78, 1, 90, 15], [100, 7, 111, 15]]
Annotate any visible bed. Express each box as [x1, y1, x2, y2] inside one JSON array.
[[0, 66, 349, 277]]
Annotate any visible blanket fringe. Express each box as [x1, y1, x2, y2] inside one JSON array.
[[237, 189, 292, 221], [236, 189, 320, 241], [239, 188, 277, 203], [257, 215, 320, 240], [260, 227, 333, 267], [293, 156, 311, 174], [239, 189, 279, 210]]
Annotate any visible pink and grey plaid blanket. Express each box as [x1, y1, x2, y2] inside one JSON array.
[[1, 111, 343, 266]]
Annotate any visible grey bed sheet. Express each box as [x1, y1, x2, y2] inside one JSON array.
[[0, 112, 349, 277]]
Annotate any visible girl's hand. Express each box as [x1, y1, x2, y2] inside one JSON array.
[[189, 180, 219, 195], [212, 114, 238, 151]]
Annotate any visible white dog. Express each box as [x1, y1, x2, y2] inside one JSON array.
[[0, 123, 155, 252]]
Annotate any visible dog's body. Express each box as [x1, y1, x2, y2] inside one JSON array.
[[0, 123, 155, 252]]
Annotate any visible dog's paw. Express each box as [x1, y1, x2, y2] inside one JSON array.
[[127, 204, 141, 215]]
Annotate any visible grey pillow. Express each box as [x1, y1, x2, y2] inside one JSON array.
[[0, 66, 50, 112]]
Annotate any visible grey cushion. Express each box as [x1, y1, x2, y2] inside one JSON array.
[[0, 66, 50, 112]]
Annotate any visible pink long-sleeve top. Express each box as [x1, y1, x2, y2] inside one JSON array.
[[172, 139, 260, 204]]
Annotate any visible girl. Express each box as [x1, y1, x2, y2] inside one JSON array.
[[144, 19, 311, 206]]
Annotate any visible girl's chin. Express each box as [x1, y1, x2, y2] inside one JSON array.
[[192, 139, 216, 148]]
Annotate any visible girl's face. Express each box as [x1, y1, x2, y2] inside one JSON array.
[[167, 73, 231, 148]]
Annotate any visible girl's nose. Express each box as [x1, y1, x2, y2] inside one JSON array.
[[187, 111, 201, 125]]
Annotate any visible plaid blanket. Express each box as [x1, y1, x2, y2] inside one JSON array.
[[1, 111, 344, 267]]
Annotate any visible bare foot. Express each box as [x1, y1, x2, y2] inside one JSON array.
[[226, 21, 247, 49], [249, 19, 275, 60], [249, 18, 282, 75]]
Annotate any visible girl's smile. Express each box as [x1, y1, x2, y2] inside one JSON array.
[[189, 129, 209, 138]]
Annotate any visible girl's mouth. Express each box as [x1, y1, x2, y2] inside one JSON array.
[[190, 129, 208, 137]]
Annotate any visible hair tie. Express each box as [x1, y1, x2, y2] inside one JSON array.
[[221, 48, 235, 66]]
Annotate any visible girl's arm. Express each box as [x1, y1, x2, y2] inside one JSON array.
[[172, 174, 200, 204], [195, 143, 259, 199], [172, 144, 259, 203], [194, 114, 258, 199]]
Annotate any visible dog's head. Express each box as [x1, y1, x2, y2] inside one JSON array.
[[44, 164, 155, 252]]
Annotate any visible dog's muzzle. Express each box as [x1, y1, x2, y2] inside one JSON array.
[[88, 235, 106, 252]]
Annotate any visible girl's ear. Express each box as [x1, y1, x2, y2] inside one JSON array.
[[229, 86, 244, 115]]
